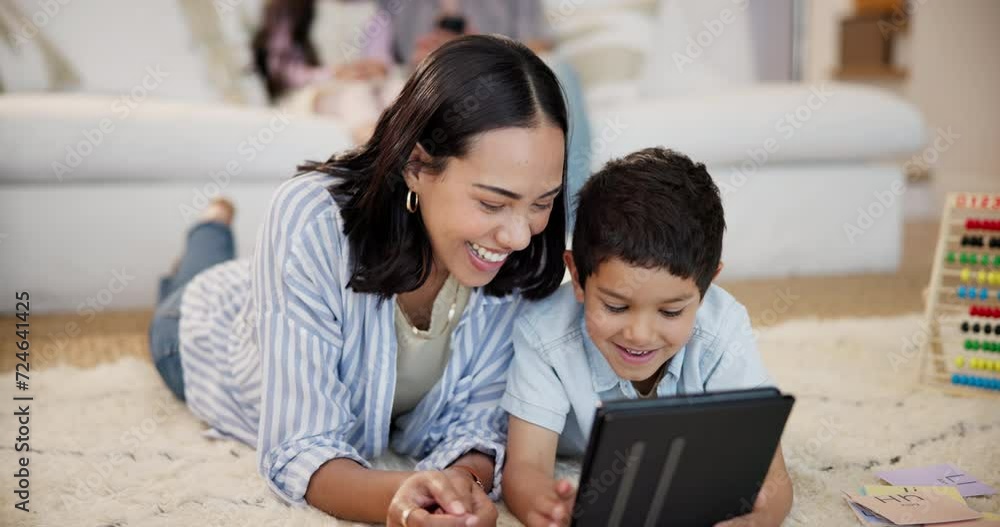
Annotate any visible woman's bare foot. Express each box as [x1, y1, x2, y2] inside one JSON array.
[[169, 199, 236, 276], [201, 198, 236, 226]]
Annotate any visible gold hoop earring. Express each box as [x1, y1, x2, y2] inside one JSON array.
[[405, 190, 419, 213]]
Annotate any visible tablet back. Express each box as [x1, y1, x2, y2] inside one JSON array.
[[571, 389, 794, 527]]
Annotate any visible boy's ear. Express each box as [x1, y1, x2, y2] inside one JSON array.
[[712, 262, 724, 282], [564, 250, 585, 302], [402, 142, 432, 191]]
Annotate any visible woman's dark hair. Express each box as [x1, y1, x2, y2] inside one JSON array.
[[572, 148, 726, 298], [251, 0, 319, 101], [301, 35, 569, 300]]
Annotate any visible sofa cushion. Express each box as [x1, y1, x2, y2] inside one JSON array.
[[587, 83, 927, 169], [0, 94, 352, 184]]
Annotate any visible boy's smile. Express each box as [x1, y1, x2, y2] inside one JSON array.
[[567, 255, 706, 394]]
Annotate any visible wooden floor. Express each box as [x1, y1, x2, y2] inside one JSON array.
[[0, 221, 939, 373]]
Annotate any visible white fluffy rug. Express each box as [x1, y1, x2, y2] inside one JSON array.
[[2, 315, 999, 526]]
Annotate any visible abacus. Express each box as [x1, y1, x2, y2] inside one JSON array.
[[921, 192, 1000, 394]]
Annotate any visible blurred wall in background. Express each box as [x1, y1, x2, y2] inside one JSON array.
[[804, 0, 1000, 218]]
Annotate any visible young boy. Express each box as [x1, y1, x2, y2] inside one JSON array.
[[501, 148, 793, 527]]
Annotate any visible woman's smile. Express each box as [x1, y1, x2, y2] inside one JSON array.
[[467, 242, 510, 271]]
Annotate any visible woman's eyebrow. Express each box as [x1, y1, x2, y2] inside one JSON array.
[[473, 183, 563, 200]]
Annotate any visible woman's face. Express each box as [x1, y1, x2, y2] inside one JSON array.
[[405, 125, 565, 288]]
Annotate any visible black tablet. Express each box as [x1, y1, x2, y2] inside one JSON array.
[[570, 388, 795, 527]]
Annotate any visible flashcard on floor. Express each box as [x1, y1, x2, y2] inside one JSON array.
[[845, 491, 982, 525], [863, 485, 967, 505], [875, 464, 997, 498], [844, 495, 906, 526], [846, 486, 967, 525], [936, 514, 1000, 527]]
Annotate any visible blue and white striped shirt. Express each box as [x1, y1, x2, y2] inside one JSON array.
[[179, 173, 523, 505]]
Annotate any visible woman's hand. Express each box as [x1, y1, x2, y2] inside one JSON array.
[[387, 469, 488, 527], [444, 466, 498, 527]]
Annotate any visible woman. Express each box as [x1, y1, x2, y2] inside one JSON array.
[[148, 35, 568, 526]]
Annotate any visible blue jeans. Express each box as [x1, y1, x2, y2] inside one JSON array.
[[148, 222, 235, 401], [550, 59, 592, 234]]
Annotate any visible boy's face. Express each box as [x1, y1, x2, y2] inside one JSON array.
[[566, 253, 718, 386]]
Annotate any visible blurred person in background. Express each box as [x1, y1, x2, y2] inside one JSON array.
[[253, 0, 592, 228], [251, 0, 330, 101]]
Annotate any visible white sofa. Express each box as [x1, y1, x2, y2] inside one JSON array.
[[0, 0, 927, 313], [0, 83, 925, 313]]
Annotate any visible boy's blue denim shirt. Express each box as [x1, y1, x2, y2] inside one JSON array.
[[500, 282, 773, 455]]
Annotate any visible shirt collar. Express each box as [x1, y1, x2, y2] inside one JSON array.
[[581, 316, 687, 396]]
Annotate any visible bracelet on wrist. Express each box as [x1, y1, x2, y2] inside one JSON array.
[[448, 465, 484, 490]]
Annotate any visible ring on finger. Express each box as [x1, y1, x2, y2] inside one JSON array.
[[401, 506, 417, 527]]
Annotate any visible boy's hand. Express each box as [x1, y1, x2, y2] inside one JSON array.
[[713, 511, 768, 527], [713, 492, 780, 527], [524, 479, 576, 527]]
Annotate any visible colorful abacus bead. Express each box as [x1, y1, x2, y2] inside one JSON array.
[[980, 288, 989, 300], [958, 286, 967, 298], [978, 270, 987, 284], [984, 254, 993, 266], [952, 374, 1000, 391], [969, 306, 997, 317], [993, 308, 999, 318]]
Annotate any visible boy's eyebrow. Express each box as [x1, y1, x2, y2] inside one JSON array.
[[597, 287, 630, 301], [659, 292, 696, 304], [473, 183, 562, 200], [597, 287, 695, 304]]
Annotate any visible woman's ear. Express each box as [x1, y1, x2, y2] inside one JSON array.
[[402, 142, 432, 192]]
